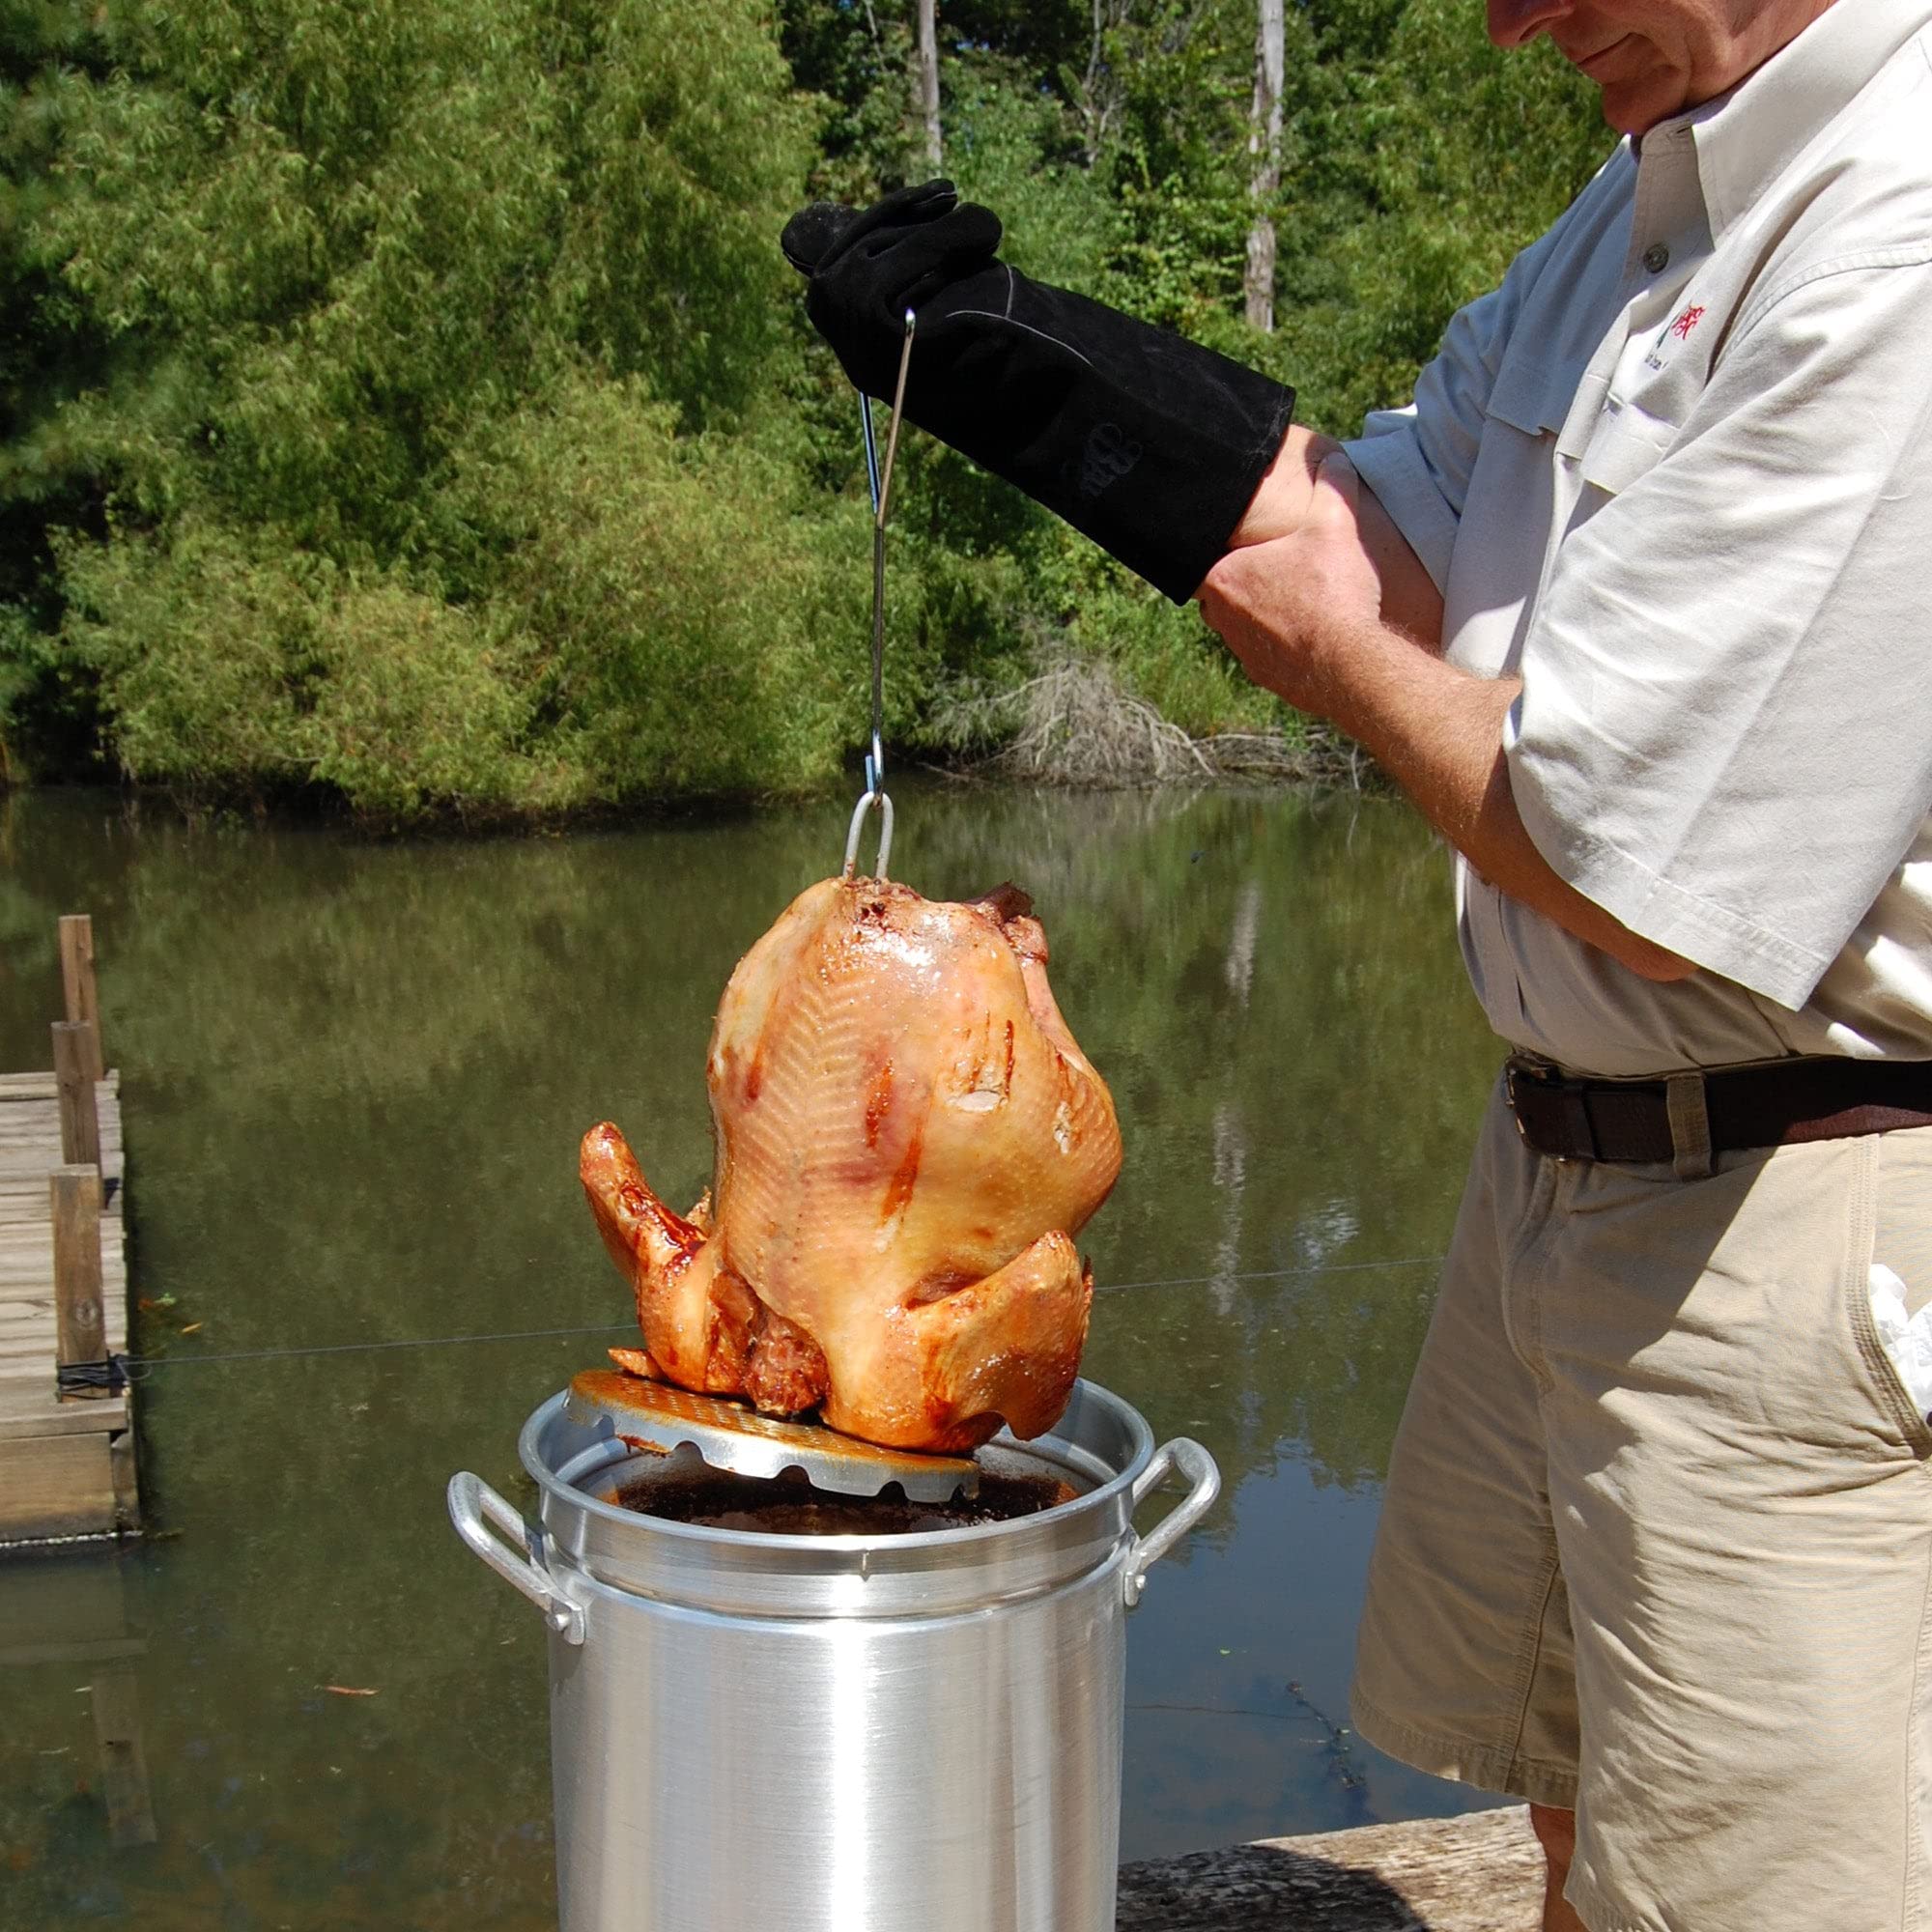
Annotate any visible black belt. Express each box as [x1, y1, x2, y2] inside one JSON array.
[[1504, 1053, 1932, 1166]]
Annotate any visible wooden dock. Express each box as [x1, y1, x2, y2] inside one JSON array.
[[0, 915, 137, 1542], [1119, 1804, 1544, 1930]]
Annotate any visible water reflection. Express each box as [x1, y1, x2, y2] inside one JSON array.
[[0, 780, 1508, 1921]]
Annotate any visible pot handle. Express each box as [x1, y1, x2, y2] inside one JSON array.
[[1122, 1437, 1221, 1608], [446, 1471, 587, 1645]]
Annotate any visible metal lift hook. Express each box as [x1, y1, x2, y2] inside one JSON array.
[[844, 307, 916, 882]]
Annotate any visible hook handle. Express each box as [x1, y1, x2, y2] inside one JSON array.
[[860, 392, 882, 517], [842, 789, 895, 881], [846, 309, 915, 867]]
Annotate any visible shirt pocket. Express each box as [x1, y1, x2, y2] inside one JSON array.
[[1483, 354, 1587, 440], [1569, 393, 1678, 497]]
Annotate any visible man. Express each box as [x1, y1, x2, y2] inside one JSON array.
[[784, 0, 1932, 1923]]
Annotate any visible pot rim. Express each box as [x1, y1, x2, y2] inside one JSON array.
[[517, 1377, 1155, 1559]]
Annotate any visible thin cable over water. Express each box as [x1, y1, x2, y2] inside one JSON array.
[[117, 1320, 636, 1375], [117, 1252, 1444, 1374], [1101, 1254, 1440, 1297]]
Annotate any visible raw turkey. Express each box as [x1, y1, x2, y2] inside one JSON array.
[[580, 875, 1122, 1452]]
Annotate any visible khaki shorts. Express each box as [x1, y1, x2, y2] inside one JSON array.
[[1354, 1078, 1932, 1932]]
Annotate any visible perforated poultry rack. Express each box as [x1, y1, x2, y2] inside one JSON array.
[[561, 1365, 981, 1502]]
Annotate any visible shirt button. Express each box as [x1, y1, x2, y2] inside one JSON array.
[[1642, 242, 1670, 273]]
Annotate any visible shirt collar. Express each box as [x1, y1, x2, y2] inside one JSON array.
[[1649, 0, 1932, 241]]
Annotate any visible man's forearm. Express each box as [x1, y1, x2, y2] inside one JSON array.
[[1223, 432, 1445, 648], [1201, 459, 1689, 983], [1226, 428, 1340, 546], [1318, 618, 1694, 983]]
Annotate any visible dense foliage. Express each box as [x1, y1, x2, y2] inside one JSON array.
[[0, 0, 1608, 818]]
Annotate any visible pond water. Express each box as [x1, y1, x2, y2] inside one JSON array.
[[0, 779, 1513, 1927]]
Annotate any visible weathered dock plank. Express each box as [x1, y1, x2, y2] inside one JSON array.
[[0, 1431, 123, 1540], [1117, 1804, 1544, 1932]]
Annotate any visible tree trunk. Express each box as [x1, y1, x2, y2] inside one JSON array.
[[1076, 0, 1134, 167], [1244, 0, 1285, 332], [914, 0, 943, 173]]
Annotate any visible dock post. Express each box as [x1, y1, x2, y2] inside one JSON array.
[[59, 913, 105, 1080], [109, 1424, 141, 1530], [52, 1019, 101, 1168], [90, 1662, 158, 1846], [51, 1163, 108, 1398]]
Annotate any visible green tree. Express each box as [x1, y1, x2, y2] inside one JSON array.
[[0, 1, 117, 778], [0, 0, 1613, 815], [4, 0, 895, 813]]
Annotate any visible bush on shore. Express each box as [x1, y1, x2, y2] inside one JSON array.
[[0, 0, 1605, 820]]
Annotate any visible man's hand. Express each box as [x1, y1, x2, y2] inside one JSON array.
[[781, 182, 1297, 604], [781, 181, 1005, 401]]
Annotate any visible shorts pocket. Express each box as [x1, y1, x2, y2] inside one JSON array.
[[1844, 1134, 1932, 1455]]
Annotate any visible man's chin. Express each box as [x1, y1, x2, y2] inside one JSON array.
[[1595, 72, 1686, 137]]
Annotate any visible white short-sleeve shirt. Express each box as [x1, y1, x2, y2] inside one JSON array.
[[1344, 0, 1932, 1077]]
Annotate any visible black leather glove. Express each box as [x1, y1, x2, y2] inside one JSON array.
[[781, 181, 1296, 605]]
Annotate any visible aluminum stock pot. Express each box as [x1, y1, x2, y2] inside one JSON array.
[[447, 1378, 1219, 1932]]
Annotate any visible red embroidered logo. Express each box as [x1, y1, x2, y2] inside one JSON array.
[[1667, 304, 1706, 340]]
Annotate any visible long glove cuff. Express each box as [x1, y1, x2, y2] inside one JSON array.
[[815, 263, 1294, 605]]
